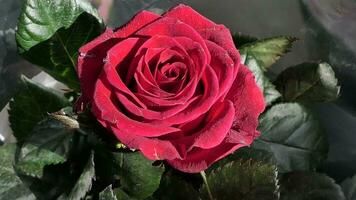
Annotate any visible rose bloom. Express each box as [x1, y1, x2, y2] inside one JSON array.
[[77, 4, 265, 173]]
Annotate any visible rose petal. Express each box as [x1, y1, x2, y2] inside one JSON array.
[[78, 28, 118, 103], [78, 10, 161, 103], [163, 4, 239, 71], [200, 26, 241, 81], [174, 36, 207, 80], [157, 62, 188, 93], [166, 5, 242, 94], [134, 56, 173, 98], [188, 100, 235, 149], [135, 91, 188, 106], [171, 100, 235, 151], [167, 64, 264, 173], [126, 35, 191, 89], [134, 16, 211, 63], [164, 5, 242, 100], [163, 4, 239, 68], [116, 91, 199, 120], [225, 129, 258, 146], [109, 126, 183, 160], [167, 142, 245, 173], [113, 10, 160, 37], [205, 40, 235, 98], [102, 37, 147, 108], [126, 36, 200, 107], [163, 4, 216, 32], [226, 65, 265, 137], [154, 65, 219, 125], [92, 78, 180, 137]]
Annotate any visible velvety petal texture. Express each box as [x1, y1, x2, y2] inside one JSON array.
[[77, 4, 265, 173]]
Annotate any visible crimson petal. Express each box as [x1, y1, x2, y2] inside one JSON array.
[[92, 79, 180, 137], [226, 65, 265, 140], [167, 142, 245, 173], [78, 10, 161, 104], [110, 125, 183, 160]]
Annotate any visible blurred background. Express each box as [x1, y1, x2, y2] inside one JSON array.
[[1, 0, 355, 182]]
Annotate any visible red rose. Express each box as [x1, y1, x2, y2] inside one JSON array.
[[77, 4, 265, 173]]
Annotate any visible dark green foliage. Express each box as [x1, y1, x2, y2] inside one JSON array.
[[280, 172, 345, 200], [114, 152, 165, 199], [233, 34, 258, 47], [0, 144, 36, 200], [243, 55, 281, 105], [275, 62, 340, 102], [16, 0, 104, 90], [341, 174, 356, 200], [240, 36, 297, 71], [9, 76, 70, 143], [200, 159, 279, 200], [152, 171, 200, 200], [253, 103, 328, 172]]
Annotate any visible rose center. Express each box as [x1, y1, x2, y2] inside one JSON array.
[[160, 62, 185, 79], [155, 61, 188, 93]]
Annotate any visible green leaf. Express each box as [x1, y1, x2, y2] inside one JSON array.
[[341, 174, 356, 200], [280, 172, 345, 200], [15, 112, 90, 178], [93, 148, 120, 187], [240, 36, 297, 71], [16, 144, 66, 178], [115, 152, 164, 200], [242, 54, 281, 105], [113, 188, 132, 200], [17, 115, 95, 200], [25, 152, 96, 200], [67, 152, 95, 200], [253, 103, 328, 172], [239, 36, 297, 105], [95, 150, 164, 199], [16, 0, 101, 51], [233, 147, 277, 166], [99, 185, 118, 200], [23, 161, 91, 200], [208, 147, 276, 173], [0, 144, 36, 200], [153, 172, 200, 200], [274, 62, 340, 102], [16, 0, 104, 90], [9, 76, 70, 143], [200, 159, 279, 200], [99, 185, 131, 200], [233, 34, 258, 47]]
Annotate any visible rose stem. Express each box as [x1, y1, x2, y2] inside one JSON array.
[[200, 171, 214, 200]]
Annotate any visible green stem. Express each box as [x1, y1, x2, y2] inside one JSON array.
[[200, 171, 214, 200]]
